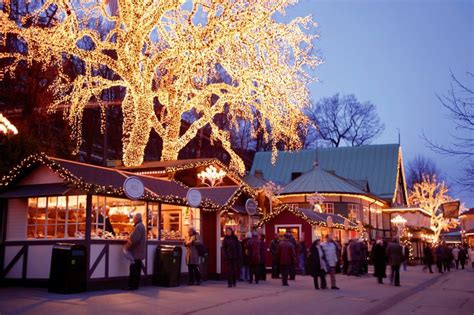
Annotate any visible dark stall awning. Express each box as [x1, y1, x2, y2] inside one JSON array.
[[0, 183, 73, 198]]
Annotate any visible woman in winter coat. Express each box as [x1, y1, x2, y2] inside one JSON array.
[[371, 238, 387, 283], [185, 227, 202, 285], [240, 232, 252, 281], [309, 238, 327, 290], [258, 234, 267, 281], [222, 227, 242, 287]]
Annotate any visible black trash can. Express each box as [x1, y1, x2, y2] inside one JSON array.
[[48, 243, 87, 293], [153, 245, 182, 287]]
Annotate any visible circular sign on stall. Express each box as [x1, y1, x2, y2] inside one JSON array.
[[245, 198, 258, 216], [123, 176, 145, 200], [187, 189, 202, 208]]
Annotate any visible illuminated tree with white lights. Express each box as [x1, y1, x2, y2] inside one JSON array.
[[409, 175, 458, 242], [0, 0, 319, 172]]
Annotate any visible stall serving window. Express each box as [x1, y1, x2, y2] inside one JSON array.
[[91, 196, 146, 240], [27, 195, 87, 239], [323, 203, 334, 214], [348, 204, 359, 222], [160, 204, 200, 240]]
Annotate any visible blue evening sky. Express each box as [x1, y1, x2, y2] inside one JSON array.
[[286, 0, 473, 206]]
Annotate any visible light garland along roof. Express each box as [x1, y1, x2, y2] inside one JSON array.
[[0, 153, 233, 211], [256, 204, 358, 230], [250, 144, 404, 202]]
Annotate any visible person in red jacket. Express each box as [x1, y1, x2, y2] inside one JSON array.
[[277, 233, 296, 286]]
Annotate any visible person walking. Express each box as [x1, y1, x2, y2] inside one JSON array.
[[360, 240, 368, 275], [322, 235, 340, 289], [240, 232, 251, 281], [386, 238, 403, 287], [185, 227, 202, 285], [469, 246, 474, 269], [371, 238, 386, 284], [309, 237, 327, 290], [258, 234, 267, 281], [247, 232, 261, 284], [288, 234, 297, 280], [296, 237, 307, 275], [458, 246, 467, 270], [443, 243, 451, 272], [222, 227, 242, 288], [270, 235, 280, 279], [435, 243, 445, 273], [452, 245, 460, 269], [342, 241, 349, 275], [123, 213, 146, 290], [277, 233, 296, 286], [401, 244, 409, 271], [348, 239, 361, 276], [422, 244, 434, 273]]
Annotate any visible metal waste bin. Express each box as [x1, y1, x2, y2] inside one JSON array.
[[153, 245, 182, 287], [48, 243, 87, 293]]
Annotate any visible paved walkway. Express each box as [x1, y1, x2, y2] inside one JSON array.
[[1, 266, 473, 315]]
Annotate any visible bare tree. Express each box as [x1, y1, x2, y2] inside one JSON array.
[[305, 94, 384, 148], [405, 155, 442, 191], [423, 73, 474, 191]]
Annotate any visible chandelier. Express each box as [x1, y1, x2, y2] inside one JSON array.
[[197, 165, 226, 187]]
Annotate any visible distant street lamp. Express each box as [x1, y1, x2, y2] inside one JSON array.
[[391, 215, 407, 239]]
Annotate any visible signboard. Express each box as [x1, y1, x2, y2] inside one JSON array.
[[441, 201, 460, 219], [123, 176, 145, 200], [245, 198, 258, 216], [187, 189, 202, 208]]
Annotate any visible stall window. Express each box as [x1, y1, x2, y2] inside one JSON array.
[[27, 195, 86, 239], [370, 208, 377, 228], [275, 225, 300, 241], [91, 196, 146, 239], [148, 203, 159, 239], [377, 209, 383, 229], [160, 204, 188, 240], [363, 206, 369, 224], [323, 203, 334, 214], [348, 204, 359, 222]]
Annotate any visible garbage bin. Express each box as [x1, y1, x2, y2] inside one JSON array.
[[153, 245, 182, 287], [48, 243, 87, 293]]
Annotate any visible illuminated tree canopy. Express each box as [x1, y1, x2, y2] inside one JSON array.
[[409, 175, 458, 242], [0, 0, 320, 172]]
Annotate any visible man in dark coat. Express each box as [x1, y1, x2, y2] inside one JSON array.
[[123, 213, 146, 290], [459, 246, 467, 270], [371, 238, 386, 284], [386, 238, 403, 286], [246, 232, 261, 284], [270, 236, 280, 278], [348, 239, 361, 276], [309, 238, 327, 289], [423, 244, 434, 273], [222, 227, 242, 287], [258, 234, 267, 281], [277, 233, 296, 286], [435, 243, 446, 273], [288, 234, 297, 280]]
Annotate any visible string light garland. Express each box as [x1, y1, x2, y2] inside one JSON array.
[[0, 153, 224, 212], [0, 0, 320, 173], [256, 204, 358, 230], [0, 113, 18, 135], [197, 165, 226, 187]]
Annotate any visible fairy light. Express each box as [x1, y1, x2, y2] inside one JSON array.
[[197, 165, 226, 187], [0, 1, 320, 173], [409, 175, 459, 242], [0, 113, 18, 135]]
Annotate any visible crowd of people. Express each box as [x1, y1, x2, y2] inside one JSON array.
[[121, 221, 474, 291]]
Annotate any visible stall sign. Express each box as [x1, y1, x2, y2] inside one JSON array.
[[123, 176, 145, 200], [187, 189, 202, 208], [245, 198, 258, 216], [441, 200, 460, 219]]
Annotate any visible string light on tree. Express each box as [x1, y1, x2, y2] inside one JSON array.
[[0, 0, 320, 172]]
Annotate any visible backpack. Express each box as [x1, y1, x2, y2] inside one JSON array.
[[196, 243, 208, 257]]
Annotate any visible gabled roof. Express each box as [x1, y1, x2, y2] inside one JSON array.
[[243, 174, 268, 189], [250, 144, 402, 201], [281, 165, 368, 195], [460, 208, 474, 216]]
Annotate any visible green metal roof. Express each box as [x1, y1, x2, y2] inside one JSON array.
[[281, 166, 367, 195], [249, 144, 401, 200]]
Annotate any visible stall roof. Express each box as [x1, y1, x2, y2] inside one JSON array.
[[196, 186, 239, 206], [256, 205, 357, 230]]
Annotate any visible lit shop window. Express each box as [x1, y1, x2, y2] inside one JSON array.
[[91, 196, 146, 240], [160, 204, 200, 240], [27, 195, 86, 239], [323, 203, 334, 214], [371, 209, 377, 228], [363, 206, 369, 224], [348, 204, 360, 222], [221, 213, 252, 240], [377, 209, 383, 229], [148, 203, 159, 240]]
